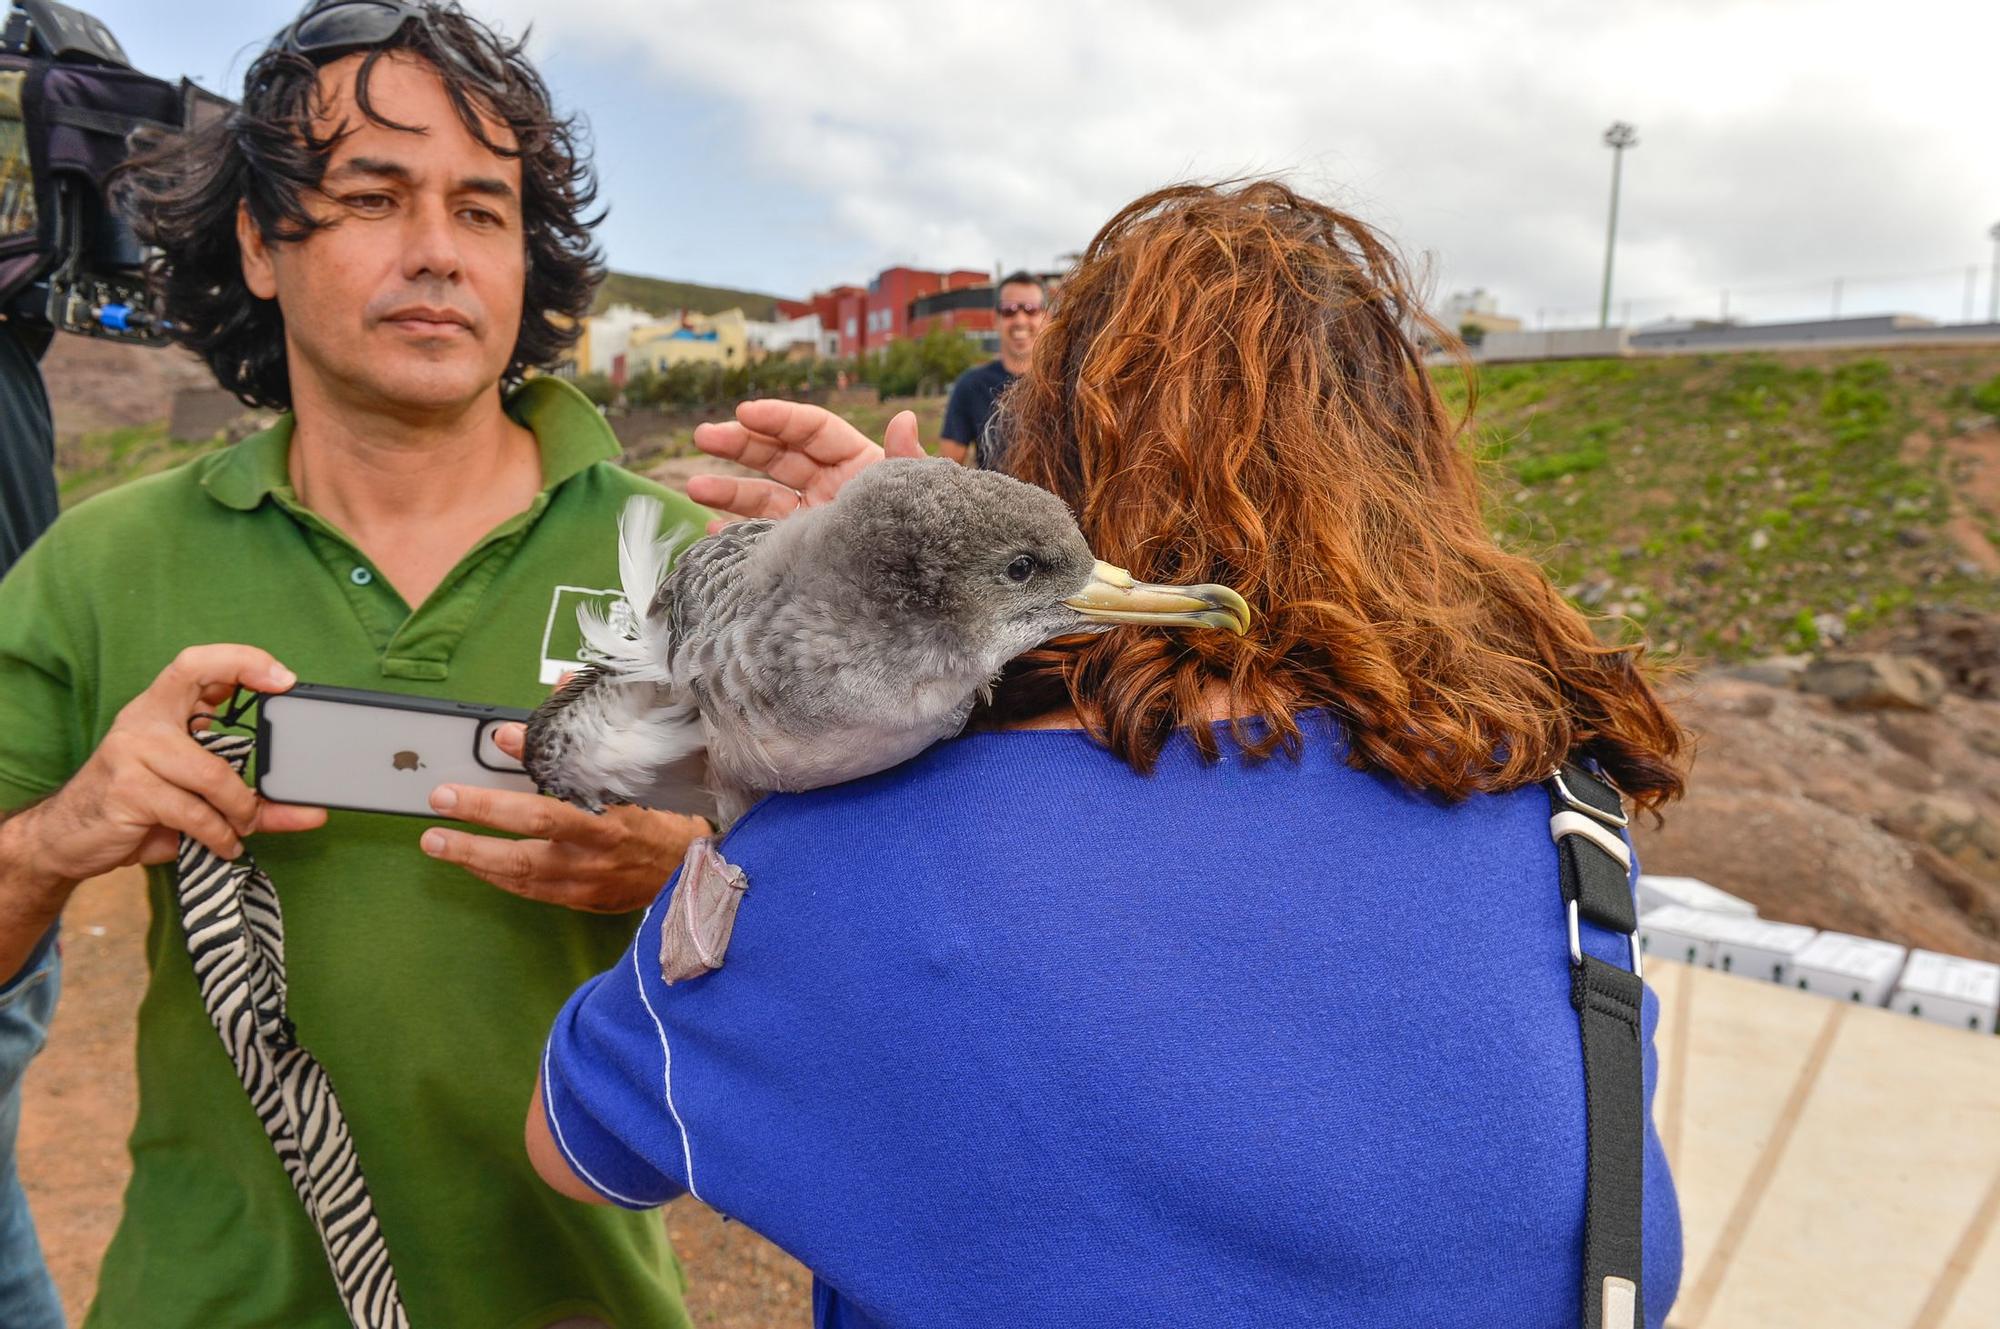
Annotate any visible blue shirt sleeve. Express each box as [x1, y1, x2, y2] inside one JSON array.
[[540, 903, 691, 1210]]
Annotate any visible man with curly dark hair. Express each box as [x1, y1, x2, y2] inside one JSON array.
[[0, 4, 707, 1325]]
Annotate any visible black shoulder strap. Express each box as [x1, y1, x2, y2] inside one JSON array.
[[1545, 760, 1644, 1329]]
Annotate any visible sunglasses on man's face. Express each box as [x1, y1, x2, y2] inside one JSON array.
[[996, 302, 1045, 318]]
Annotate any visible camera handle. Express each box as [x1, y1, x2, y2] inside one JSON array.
[[6, 179, 170, 343]]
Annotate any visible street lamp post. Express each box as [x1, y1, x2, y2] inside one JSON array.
[[1989, 222, 2000, 324], [1598, 122, 1638, 330]]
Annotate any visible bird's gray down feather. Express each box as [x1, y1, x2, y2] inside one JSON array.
[[523, 458, 1220, 825]]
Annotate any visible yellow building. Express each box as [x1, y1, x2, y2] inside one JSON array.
[[628, 308, 749, 374], [546, 313, 583, 379]]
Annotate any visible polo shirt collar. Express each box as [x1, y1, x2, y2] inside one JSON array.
[[199, 375, 618, 513]]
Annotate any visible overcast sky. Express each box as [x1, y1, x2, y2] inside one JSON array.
[[90, 0, 2000, 327]]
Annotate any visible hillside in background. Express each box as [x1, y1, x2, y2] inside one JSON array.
[[1441, 346, 2000, 663], [42, 341, 2000, 671], [591, 269, 785, 321]]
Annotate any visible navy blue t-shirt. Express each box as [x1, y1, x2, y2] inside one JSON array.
[[542, 716, 1682, 1328], [939, 359, 1015, 469]]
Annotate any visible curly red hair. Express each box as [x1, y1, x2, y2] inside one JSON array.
[[987, 180, 1688, 812]]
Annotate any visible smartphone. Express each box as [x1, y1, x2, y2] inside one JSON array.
[[254, 683, 538, 818]]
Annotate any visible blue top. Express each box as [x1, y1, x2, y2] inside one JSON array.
[[541, 715, 1683, 1328], [939, 358, 1016, 468]]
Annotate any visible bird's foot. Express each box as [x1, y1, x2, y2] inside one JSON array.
[[658, 838, 750, 985]]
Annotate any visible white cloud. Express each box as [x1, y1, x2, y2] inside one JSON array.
[[486, 0, 2000, 321]]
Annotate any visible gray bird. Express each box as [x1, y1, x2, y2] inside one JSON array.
[[523, 457, 1250, 825]]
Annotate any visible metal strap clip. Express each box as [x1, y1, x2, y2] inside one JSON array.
[[1551, 765, 1629, 828], [1550, 810, 1632, 868], [1552, 807, 1643, 979], [1565, 898, 1644, 978]]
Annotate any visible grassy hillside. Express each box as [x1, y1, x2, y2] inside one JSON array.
[[50, 344, 2000, 669], [57, 421, 224, 510], [1443, 347, 2000, 662], [592, 270, 784, 321]]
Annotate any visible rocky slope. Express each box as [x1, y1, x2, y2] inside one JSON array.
[[1634, 645, 2000, 962]]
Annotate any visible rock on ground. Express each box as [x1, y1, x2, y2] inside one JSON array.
[[1632, 671, 2000, 962]]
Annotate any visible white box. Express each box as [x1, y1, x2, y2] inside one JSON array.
[[1638, 905, 1736, 968], [1637, 874, 1758, 918], [1790, 932, 1908, 1007], [1890, 950, 2000, 1034], [1710, 917, 1819, 986]]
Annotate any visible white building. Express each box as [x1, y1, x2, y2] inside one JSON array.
[[744, 312, 824, 360], [1438, 288, 1522, 336], [582, 303, 658, 376]]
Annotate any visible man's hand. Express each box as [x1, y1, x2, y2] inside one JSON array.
[[688, 399, 925, 533], [418, 722, 710, 914], [0, 644, 326, 984], [8, 645, 326, 883]]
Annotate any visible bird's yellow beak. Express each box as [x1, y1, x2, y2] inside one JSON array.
[[1062, 561, 1252, 635]]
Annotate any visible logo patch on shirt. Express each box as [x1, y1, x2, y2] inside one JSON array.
[[537, 584, 631, 684]]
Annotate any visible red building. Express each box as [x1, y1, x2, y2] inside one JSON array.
[[906, 284, 999, 347], [773, 286, 863, 357], [861, 267, 988, 354], [794, 268, 990, 357]]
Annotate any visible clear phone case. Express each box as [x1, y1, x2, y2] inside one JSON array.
[[256, 685, 536, 817]]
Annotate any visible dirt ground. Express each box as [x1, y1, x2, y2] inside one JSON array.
[[39, 335, 215, 445], [17, 867, 811, 1327]]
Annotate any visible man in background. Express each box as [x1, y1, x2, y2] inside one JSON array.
[[939, 269, 1045, 470], [0, 307, 63, 1328]]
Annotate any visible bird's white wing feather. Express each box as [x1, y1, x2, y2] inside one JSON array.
[[553, 677, 718, 820], [576, 495, 692, 681]]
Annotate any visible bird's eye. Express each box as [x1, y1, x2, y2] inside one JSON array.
[[1005, 555, 1037, 584]]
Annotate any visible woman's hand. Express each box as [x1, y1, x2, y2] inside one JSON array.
[[688, 399, 925, 533]]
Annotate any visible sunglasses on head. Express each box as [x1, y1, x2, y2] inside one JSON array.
[[281, 0, 422, 54], [996, 302, 1044, 318], [275, 0, 505, 84]]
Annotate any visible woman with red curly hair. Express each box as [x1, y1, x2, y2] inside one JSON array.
[[531, 181, 1688, 1328]]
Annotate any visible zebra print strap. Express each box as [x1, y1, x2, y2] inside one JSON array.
[[175, 730, 410, 1329]]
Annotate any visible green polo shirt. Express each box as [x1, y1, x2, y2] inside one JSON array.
[[0, 377, 704, 1329]]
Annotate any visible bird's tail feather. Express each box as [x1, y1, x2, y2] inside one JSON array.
[[576, 495, 691, 680], [527, 671, 716, 819]]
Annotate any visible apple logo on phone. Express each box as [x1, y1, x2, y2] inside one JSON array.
[[392, 750, 425, 772]]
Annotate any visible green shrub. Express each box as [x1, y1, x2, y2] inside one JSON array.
[[860, 326, 987, 399], [1515, 449, 1606, 485], [1970, 373, 2000, 417], [570, 372, 616, 406], [1820, 359, 1896, 446]]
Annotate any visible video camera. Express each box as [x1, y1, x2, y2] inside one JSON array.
[[0, 0, 230, 345]]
